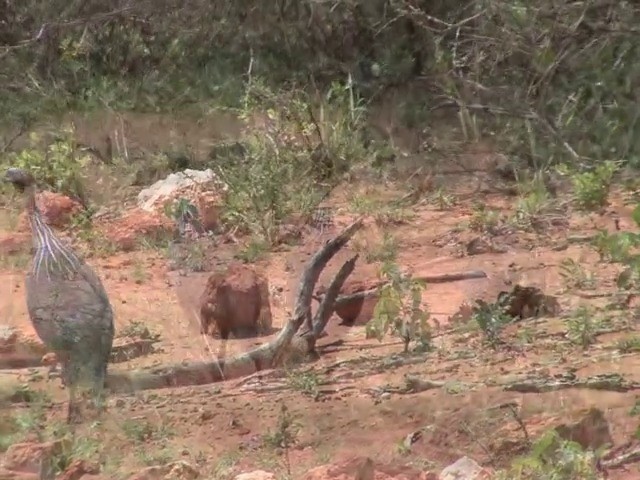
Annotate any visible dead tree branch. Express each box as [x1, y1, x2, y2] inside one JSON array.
[[314, 269, 488, 307], [296, 254, 360, 353], [312, 254, 359, 337]]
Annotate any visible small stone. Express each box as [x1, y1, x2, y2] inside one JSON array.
[[234, 471, 276, 480]]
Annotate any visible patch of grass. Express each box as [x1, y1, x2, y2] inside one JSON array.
[[0, 401, 103, 474], [616, 336, 640, 353], [218, 84, 364, 246], [234, 236, 269, 263], [9, 384, 52, 404], [136, 448, 175, 467], [395, 440, 411, 456], [361, 231, 398, 264], [167, 241, 208, 272], [347, 191, 414, 226], [559, 258, 597, 291], [495, 429, 601, 480], [262, 403, 300, 449], [118, 321, 159, 341], [286, 369, 321, 399], [428, 187, 456, 210], [517, 326, 536, 345], [0, 251, 31, 270], [565, 306, 603, 349], [121, 417, 174, 443], [471, 297, 512, 348], [468, 204, 503, 234], [212, 450, 241, 479], [131, 260, 148, 284], [566, 160, 618, 211], [511, 176, 560, 231]]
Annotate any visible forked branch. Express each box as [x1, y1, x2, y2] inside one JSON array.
[[106, 217, 364, 393]]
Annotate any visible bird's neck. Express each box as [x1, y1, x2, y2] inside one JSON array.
[[27, 210, 57, 251], [23, 187, 57, 251], [24, 187, 82, 276], [23, 185, 37, 215]]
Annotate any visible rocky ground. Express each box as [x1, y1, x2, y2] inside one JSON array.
[[1, 118, 640, 480]]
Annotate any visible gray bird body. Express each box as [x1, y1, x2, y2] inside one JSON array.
[[4, 167, 115, 421], [25, 239, 114, 390]]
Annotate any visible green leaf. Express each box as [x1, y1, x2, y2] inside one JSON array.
[[632, 204, 640, 228]]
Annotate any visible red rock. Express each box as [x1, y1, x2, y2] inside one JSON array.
[[37, 191, 83, 227], [41, 352, 58, 366], [126, 461, 199, 480], [0, 233, 30, 256], [0, 468, 39, 479], [100, 208, 175, 252], [2, 440, 67, 474], [56, 460, 99, 480], [15, 191, 82, 231], [0, 326, 18, 354], [200, 263, 273, 339]]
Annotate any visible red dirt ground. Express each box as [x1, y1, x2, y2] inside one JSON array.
[[2, 119, 640, 479]]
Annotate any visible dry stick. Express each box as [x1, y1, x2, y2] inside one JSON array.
[[0, 338, 160, 370], [297, 251, 358, 342], [311, 254, 360, 337], [316, 270, 488, 306], [602, 446, 640, 469], [105, 218, 364, 394], [507, 403, 531, 446]]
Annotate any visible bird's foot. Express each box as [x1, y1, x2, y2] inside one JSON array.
[[66, 402, 83, 425]]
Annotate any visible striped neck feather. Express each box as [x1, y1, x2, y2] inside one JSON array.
[[27, 209, 82, 278]]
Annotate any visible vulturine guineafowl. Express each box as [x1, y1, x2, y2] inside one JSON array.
[[3, 167, 115, 423]]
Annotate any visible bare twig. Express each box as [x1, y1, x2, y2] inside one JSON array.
[[314, 270, 488, 307], [0, 121, 29, 153], [311, 254, 359, 337], [507, 403, 531, 446], [1, 6, 136, 53]]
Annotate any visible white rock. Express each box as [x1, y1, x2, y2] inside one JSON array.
[[439, 456, 484, 480], [136, 168, 227, 212], [234, 470, 276, 480]]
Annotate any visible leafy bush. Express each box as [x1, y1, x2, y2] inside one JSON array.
[[366, 258, 431, 353], [2, 125, 88, 201], [216, 83, 369, 244], [471, 296, 512, 348], [591, 203, 640, 289], [567, 161, 618, 210], [496, 429, 601, 480]]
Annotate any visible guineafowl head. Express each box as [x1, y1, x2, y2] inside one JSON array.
[[3, 168, 35, 192]]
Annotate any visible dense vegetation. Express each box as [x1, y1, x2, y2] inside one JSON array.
[[2, 0, 639, 170]]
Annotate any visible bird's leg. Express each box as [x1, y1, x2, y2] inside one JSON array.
[[88, 363, 108, 415], [66, 385, 82, 424], [62, 360, 85, 424]]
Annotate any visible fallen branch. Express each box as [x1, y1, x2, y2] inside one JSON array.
[[503, 373, 640, 393], [0, 337, 160, 371], [315, 270, 488, 307], [105, 218, 364, 393], [602, 445, 640, 469]]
